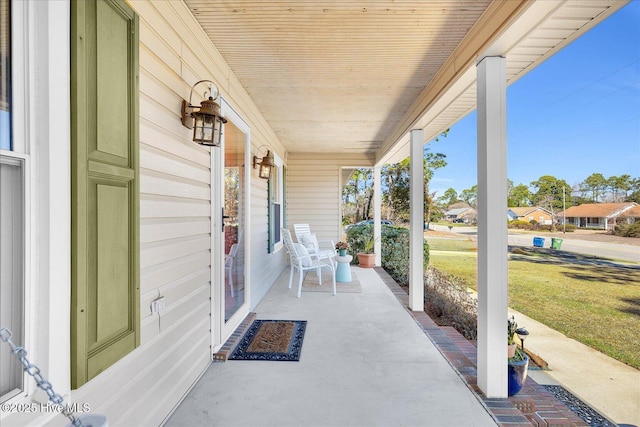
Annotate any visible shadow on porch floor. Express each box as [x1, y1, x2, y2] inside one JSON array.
[[165, 266, 588, 427], [165, 266, 496, 426]]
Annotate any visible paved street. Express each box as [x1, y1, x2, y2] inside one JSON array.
[[428, 224, 640, 263]]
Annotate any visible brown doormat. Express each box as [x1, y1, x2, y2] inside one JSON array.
[[228, 320, 307, 361]]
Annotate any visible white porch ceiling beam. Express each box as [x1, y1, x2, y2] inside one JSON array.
[[476, 56, 508, 398]]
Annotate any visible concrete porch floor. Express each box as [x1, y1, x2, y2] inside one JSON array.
[[165, 267, 497, 427]]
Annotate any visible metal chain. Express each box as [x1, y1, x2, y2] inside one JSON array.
[[0, 327, 84, 427]]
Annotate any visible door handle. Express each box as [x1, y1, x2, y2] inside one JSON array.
[[222, 208, 229, 232]]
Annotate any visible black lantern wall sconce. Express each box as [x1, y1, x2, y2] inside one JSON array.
[[252, 146, 276, 180], [181, 80, 227, 146]]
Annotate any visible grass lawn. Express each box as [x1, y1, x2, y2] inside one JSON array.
[[428, 239, 640, 369]]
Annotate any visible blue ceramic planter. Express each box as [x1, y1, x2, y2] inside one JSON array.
[[507, 356, 529, 396]]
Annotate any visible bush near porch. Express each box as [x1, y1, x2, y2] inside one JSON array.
[[345, 224, 429, 285], [508, 220, 576, 232], [614, 222, 640, 237], [429, 239, 640, 369]]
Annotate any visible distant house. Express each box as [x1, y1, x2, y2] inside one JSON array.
[[558, 202, 638, 231], [508, 207, 554, 225], [445, 207, 477, 223], [618, 205, 640, 225]]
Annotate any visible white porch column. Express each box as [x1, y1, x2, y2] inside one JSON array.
[[476, 56, 508, 397], [373, 166, 382, 266], [409, 129, 424, 311]]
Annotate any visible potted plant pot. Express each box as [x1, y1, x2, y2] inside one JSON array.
[[508, 343, 517, 358], [357, 253, 375, 268], [508, 354, 529, 396], [507, 316, 529, 396], [335, 241, 350, 258]]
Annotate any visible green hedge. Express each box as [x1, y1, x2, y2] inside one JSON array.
[[508, 220, 532, 230], [346, 225, 429, 286], [615, 222, 640, 237]]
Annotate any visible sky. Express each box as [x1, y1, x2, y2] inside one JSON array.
[[429, 1, 640, 197]]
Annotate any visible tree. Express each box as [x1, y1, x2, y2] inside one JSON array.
[[438, 188, 459, 208], [508, 184, 532, 207], [342, 168, 373, 223], [382, 148, 447, 222], [581, 173, 608, 202], [530, 175, 571, 212], [607, 174, 631, 202], [628, 178, 640, 203], [460, 185, 478, 208], [383, 159, 411, 221]]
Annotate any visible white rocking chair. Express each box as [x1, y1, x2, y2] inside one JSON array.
[[293, 223, 336, 267], [224, 243, 239, 297], [282, 228, 336, 298]]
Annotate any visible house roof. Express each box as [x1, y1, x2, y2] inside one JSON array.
[[448, 202, 472, 210], [619, 205, 640, 218], [445, 208, 473, 216], [183, 1, 624, 165], [560, 202, 638, 218], [509, 206, 552, 217]]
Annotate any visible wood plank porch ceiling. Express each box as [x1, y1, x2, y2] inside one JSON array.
[[185, 1, 625, 163]]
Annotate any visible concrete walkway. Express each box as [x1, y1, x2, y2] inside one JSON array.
[[509, 309, 640, 426], [166, 267, 496, 427]]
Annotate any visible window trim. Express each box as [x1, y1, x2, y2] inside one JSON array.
[[0, 0, 32, 406], [0, 0, 72, 414], [0, 150, 29, 404], [267, 153, 284, 253]]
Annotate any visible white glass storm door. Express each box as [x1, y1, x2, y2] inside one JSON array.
[[212, 99, 250, 350]]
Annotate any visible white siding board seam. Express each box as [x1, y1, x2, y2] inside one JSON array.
[[70, 302, 210, 409]]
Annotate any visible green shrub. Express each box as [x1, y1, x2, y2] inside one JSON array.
[[346, 225, 429, 285], [345, 225, 374, 258], [509, 220, 532, 230], [615, 222, 640, 238], [564, 224, 576, 232], [381, 226, 429, 286]]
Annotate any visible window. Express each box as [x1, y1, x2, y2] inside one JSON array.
[[0, 0, 9, 150], [268, 155, 285, 253], [0, 158, 25, 403], [0, 0, 26, 403]]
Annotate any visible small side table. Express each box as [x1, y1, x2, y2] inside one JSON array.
[[334, 254, 353, 283]]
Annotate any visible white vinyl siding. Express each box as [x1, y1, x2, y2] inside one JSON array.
[[69, 0, 289, 424], [287, 152, 373, 244], [2, 0, 288, 423]]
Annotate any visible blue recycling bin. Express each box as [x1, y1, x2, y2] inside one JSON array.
[[533, 237, 545, 248]]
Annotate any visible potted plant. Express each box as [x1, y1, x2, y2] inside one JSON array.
[[335, 241, 349, 256], [507, 316, 529, 396], [357, 234, 376, 268], [507, 315, 518, 358]]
